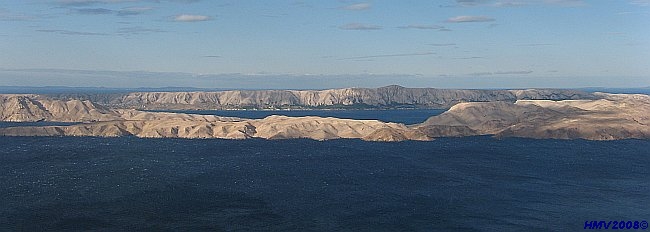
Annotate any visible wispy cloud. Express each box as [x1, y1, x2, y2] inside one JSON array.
[[604, 32, 626, 36], [203, 55, 221, 58], [0, 68, 447, 90], [341, 3, 372, 10], [495, 70, 533, 74], [629, 0, 650, 6], [454, 0, 586, 7], [446, 15, 495, 23], [455, 0, 489, 6], [397, 24, 443, 30], [56, 0, 201, 6], [173, 14, 211, 22], [0, 10, 33, 21], [56, 0, 139, 6], [37, 27, 163, 36], [74, 8, 113, 14], [470, 70, 533, 76], [36, 29, 108, 36], [428, 43, 457, 46], [517, 43, 554, 46], [116, 26, 165, 35], [170, 0, 202, 3], [339, 23, 382, 30], [291, 1, 313, 8], [261, 13, 288, 18], [117, 7, 153, 16], [493, 1, 529, 7], [68, 6, 153, 16], [339, 52, 435, 60], [454, 56, 484, 59], [454, 0, 527, 7], [543, 0, 586, 7]]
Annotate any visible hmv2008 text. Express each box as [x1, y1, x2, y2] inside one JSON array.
[[584, 220, 648, 230]]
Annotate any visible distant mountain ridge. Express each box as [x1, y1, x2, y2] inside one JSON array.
[[0, 94, 429, 141], [1, 89, 648, 141], [0, 86, 231, 94], [42, 85, 597, 110], [578, 87, 650, 95]]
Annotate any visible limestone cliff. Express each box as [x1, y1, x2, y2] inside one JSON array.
[[0, 94, 432, 141], [416, 93, 650, 140], [45, 85, 596, 110], [1, 91, 647, 141], [0, 94, 121, 122], [0, 114, 432, 142]]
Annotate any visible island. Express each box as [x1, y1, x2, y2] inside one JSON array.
[[1, 86, 648, 141]]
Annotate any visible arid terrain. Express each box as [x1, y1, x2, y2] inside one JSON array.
[[1, 86, 648, 141], [45, 85, 596, 110]]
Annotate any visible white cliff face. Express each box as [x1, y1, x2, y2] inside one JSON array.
[[47, 86, 597, 110]]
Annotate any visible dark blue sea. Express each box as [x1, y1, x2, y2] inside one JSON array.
[[149, 109, 446, 125], [0, 110, 649, 231]]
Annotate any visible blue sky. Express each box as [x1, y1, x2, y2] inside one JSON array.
[[0, 0, 649, 89]]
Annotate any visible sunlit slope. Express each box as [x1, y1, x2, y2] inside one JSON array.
[[418, 93, 650, 140], [1, 91, 647, 141], [47, 85, 596, 110]]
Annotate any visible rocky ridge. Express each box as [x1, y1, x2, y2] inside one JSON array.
[[1, 90, 648, 141], [45, 85, 596, 110], [416, 93, 650, 140], [0, 94, 429, 141]]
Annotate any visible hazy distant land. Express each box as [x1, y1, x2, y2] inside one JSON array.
[[0, 86, 648, 141]]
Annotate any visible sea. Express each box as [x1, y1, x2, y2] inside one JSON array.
[[0, 110, 648, 231], [148, 109, 447, 125]]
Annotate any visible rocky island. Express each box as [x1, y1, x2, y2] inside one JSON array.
[[45, 85, 596, 110], [1, 86, 648, 141]]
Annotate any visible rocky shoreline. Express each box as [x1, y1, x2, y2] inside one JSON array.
[[1, 88, 648, 141]]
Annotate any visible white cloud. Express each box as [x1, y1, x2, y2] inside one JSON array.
[[341, 3, 371, 10], [173, 14, 211, 22], [398, 24, 443, 30], [446, 15, 495, 23], [493, 1, 529, 7], [455, 0, 488, 6], [339, 23, 382, 30], [543, 0, 586, 6]]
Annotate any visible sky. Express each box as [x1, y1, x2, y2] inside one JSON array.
[[0, 0, 649, 89]]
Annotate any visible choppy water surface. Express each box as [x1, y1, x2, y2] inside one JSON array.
[[0, 121, 78, 128], [0, 136, 648, 231]]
